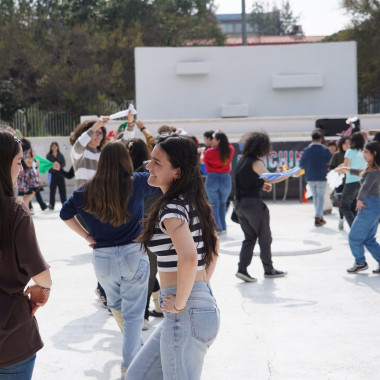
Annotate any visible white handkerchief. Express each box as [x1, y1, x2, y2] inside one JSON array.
[[109, 104, 137, 120], [327, 170, 344, 189], [109, 110, 128, 120]]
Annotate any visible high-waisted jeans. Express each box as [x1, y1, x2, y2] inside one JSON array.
[[349, 195, 380, 265], [93, 243, 150, 369], [126, 282, 220, 380]]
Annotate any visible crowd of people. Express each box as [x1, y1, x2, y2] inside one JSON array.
[[1, 115, 380, 380]]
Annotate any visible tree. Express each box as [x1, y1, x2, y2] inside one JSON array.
[[325, 1, 380, 109], [0, 0, 225, 123], [249, 1, 300, 36], [341, 0, 380, 22]]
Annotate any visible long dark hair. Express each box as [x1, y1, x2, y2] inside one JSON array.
[[0, 130, 22, 255], [137, 135, 217, 268], [70, 120, 106, 151], [48, 141, 60, 155], [83, 141, 134, 227], [365, 141, 380, 171], [242, 132, 271, 158], [214, 132, 231, 165], [338, 137, 350, 153]]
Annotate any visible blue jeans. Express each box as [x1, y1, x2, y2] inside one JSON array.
[[0, 354, 36, 380], [349, 195, 380, 265], [126, 282, 220, 380], [205, 172, 232, 231], [93, 243, 150, 369], [308, 181, 327, 218]]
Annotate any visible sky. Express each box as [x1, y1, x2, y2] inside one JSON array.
[[213, 0, 353, 36]]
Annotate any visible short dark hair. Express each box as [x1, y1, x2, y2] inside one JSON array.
[[311, 129, 324, 141], [350, 132, 364, 150], [326, 141, 336, 148], [203, 130, 214, 139]]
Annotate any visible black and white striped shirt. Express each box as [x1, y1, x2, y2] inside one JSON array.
[[148, 195, 205, 272]]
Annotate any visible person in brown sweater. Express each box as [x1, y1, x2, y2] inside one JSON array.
[[0, 129, 52, 379]]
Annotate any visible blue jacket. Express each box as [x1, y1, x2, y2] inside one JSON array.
[[299, 143, 332, 181]]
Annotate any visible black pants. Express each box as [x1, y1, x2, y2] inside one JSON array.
[[235, 197, 273, 273], [31, 189, 47, 210], [49, 173, 67, 208], [340, 182, 360, 227]]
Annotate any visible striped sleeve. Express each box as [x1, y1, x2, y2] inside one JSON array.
[[71, 130, 93, 160], [159, 201, 189, 233]]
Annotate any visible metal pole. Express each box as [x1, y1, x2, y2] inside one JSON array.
[[242, 0, 247, 45]]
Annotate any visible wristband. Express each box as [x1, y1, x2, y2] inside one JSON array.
[[174, 304, 186, 312], [140, 127, 146, 132], [40, 286, 51, 292]]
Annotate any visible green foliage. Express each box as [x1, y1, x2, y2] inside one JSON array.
[[0, 0, 225, 124], [249, 1, 300, 36], [326, 1, 380, 103]]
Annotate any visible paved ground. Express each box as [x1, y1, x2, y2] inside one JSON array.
[[29, 199, 380, 380]]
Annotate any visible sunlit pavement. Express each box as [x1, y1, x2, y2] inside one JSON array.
[[31, 200, 380, 380]]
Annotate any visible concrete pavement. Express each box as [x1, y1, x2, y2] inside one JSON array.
[[30, 200, 380, 380]]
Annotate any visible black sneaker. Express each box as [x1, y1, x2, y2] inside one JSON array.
[[236, 270, 257, 283], [372, 265, 380, 274], [148, 309, 164, 317], [264, 269, 287, 278], [347, 262, 368, 273], [95, 287, 109, 309]]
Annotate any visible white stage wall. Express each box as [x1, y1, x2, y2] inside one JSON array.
[[135, 42, 357, 121]]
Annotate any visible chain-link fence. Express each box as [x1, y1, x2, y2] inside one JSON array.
[[0, 100, 134, 137]]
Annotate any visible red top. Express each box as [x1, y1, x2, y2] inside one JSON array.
[[204, 143, 235, 173]]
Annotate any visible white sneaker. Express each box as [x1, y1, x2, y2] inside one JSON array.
[[338, 220, 344, 230], [142, 319, 149, 331]]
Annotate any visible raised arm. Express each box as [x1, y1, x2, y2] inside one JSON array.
[[72, 118, 110, 157], [121, 110, 136, 141], [135, 120, 154, 152]]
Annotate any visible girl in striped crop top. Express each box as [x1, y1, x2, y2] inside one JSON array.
[[147, 195, 206, 272], [127, 135, 220, 380]]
